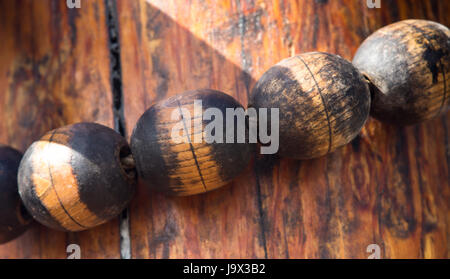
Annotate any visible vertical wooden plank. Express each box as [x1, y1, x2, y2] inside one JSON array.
[[0, 0, 120, 258], [1, 0, 446, 259], [119, 0, 449, 259], [244, 0, 449, 258], [117, 0, 266, 258]]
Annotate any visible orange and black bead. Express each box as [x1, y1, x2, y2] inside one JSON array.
[[18, 123, 136, 232], [131, 89, 254, 196], [250, 52, 371, 160]]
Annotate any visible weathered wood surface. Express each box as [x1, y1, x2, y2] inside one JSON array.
[[0, 0, 448, 258], [117, 0, 449, 259], [117, 0, 265, 258], [0, 0, 120, 258]]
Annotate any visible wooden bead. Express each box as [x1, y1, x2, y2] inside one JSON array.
[[0, 146, 32, 244], [130, 89, 254, 196], [353, 19, 450, 125], [250, 52, 371, 160], [18, 123, 136, 232]]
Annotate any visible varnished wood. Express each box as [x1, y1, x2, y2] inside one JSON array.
[[0, 0, 120, 258], [0, 0, 448, 259], [250, 52, 371, 159], [353, 19, 449, 125], [117, 0, 265, 258], [118, 0, 449, 258]]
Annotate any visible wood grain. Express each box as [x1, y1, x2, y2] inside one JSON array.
[[247, 0, 449, 258], [118, 0, 265, 258], [0, 0, 120, 258], [0, 0, 448, 259], [118, 0, 449, 258]]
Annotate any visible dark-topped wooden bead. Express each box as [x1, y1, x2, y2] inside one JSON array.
[[250, 52, 371, 160], [18, 123, 136, 232], [353, 19, 449, 125], [131, 89, 254, 196], [0, 146, 32, 244]]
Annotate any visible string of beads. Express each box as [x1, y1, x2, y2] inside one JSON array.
[[1, 19, 448, 242]]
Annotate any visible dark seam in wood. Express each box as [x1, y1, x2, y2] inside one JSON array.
[[442, 117, 450, 186], [282, 214, 290, 258], [235, 0, 251, 101], [46, 130, 87, 229], [296, 55, 333, 154], [105, 0, 131, 259], [376, 163, 385, 258], [176, 100, 208, 192], [253, 158, 269, 259], [413, 127, 427, 258], [405, 22, 447, 116], [319, 164, 333, 258], [235, 0, 268, 258]]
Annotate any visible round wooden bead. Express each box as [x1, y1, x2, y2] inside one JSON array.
[[18, 123, 136, 232], [250, 52, 371, 160], [0, 146, 32, 244], [353, 19, 450, 125], [130, 89, 254, 196]]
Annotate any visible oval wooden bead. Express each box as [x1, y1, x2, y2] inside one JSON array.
[[18, 123, 136, 232], [0, 146, 32, 244], [353, 19, 450, 125], [131, 89, 254, 196], [250, 52, 371, 160]]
